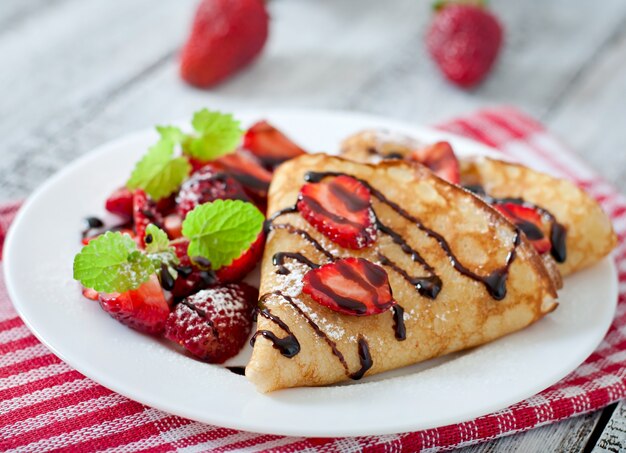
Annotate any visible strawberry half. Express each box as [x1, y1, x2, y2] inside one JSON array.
[[297, 175, 376, 250], [133, 189, 163, 248], [165, 283, 258, 363], [243, 121, 306, 169], [175, 167, 250, 219], [410, 141, 460, 184], [216, 232, 265, 282], [494, 202, 551, 254], [303, 258, 395, 316], [105, 187, 134, 219], [98, 275, 170, 334]]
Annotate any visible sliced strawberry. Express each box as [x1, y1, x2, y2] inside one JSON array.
[[165, 283, 258, 363], [133, 189, 163, 248], [216, 232, 265, 282], [297, 175, 376, 249], [243, 120, 306, 169], [410, 141, 460, 184], [98, 275, 170, 334], [303, 258, 395, 316], [175, 167, 249, 219], [156, 194, 177, 217], [105, 187, 134, 219], [170, 238, 217, 299], [164, 214, 183, 239], [494, 202, 551, 254], [82, 287, 99, 301], [214, 150, 273, 207]]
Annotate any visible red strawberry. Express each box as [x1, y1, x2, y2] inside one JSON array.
[[216, 232, 265, 282], [494, 202, 551, 254], [180, 0, 269, 88], [175, 167, 250, 219], [133, 189, 163, 247], [98, 275, 170, 334], [297, 175, 376, 249], [105, 187, 134, 219], [165, 283, 258, 363], [303, 258, 395, 316], [426, 2, 503, 88], [410, 141, 460, 184], [170, 238, 217, 299], [215, 150, 273, 207], [243, 121, 306, 169]]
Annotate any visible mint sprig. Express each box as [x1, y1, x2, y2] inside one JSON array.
[[145, 224, 179, 280], [126, 138, 191, 201], [73, 232, 155, 293], [182, 199, 264, 270], [184, 109, 243, 162]]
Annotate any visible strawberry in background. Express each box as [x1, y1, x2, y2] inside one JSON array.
[[180, 0, 269, 88], [426, 0, 503, 88]]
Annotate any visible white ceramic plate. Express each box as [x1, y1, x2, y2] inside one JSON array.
[[4, 110, 617, 437]]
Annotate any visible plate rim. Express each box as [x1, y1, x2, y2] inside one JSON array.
[[3, 108, 618, 437]]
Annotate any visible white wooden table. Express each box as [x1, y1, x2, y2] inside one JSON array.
[[2, 0, 625, 450]]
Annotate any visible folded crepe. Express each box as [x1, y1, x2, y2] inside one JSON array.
[[341, 129, 617, 276], [246, 154, 558, 392]]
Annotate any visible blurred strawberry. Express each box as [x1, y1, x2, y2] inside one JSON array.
[[180, 0, 269, 88], [426, 1, 503, 88]]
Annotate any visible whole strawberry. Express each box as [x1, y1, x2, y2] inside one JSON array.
[[426, 1, 503, 88], [180, 0, 269, 88]]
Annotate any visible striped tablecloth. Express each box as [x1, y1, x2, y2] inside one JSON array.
[[1, 107, 625, 452]]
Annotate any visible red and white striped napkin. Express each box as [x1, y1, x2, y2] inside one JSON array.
[[1, 107, 625, 452]]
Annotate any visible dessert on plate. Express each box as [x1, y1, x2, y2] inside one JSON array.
[[246, 154, 558, 392], [341, 129, 617, 277], [72, 110, 616, 393]]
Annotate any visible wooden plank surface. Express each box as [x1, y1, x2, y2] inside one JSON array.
[[1, 1, 625, 450]]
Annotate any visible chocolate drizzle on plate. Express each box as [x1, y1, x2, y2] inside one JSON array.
[[305, 171, 520, 300], [81, 217, 132, 240], [226, 366, 246, 376], [464, 186, 568, 263]]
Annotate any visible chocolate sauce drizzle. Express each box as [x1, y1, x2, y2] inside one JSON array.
[[305, 171, 520, 300], [272, 252, 320, 275], [226, 366, 246, 376], [180, 300, 219, 338], [267, 223, 336, 261], [250, 305, 301, 358], [349, 337, 373, 380], [464, 186, 568, 263], [81, 217, 132, 240], [392, 305, 406, 341]]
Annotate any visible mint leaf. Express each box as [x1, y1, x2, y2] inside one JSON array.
[[127, 138, 191, 201], [185, 109, 243, 162], [144, 224, 171, 254], [182, 199, 264, 270], [144, 224, 179, 279], [73, 232, 154, 293], [156, 125, 184, 144]]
